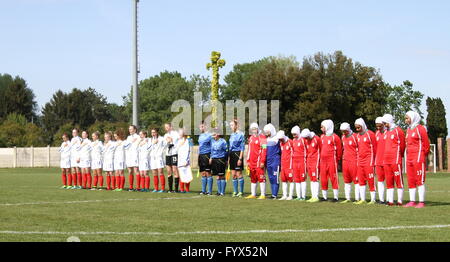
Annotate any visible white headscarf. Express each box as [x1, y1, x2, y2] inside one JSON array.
[[321, 119, 334, 136], [339, 122, 353, 135], [301, 128, 311, 138], [276, 130, 288, 142], [406, 111, 421, 129], [291, 126, 301, 136], [263, 124, 277, 138], [382, 114, 397, 131], [375, 117, 384, 124], [309, 131, 316, 138], [250, 122, 259, 130], [355, 118, 367, 133]]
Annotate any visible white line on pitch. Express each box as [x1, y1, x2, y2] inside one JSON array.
[[0, 224, 449, 236], [0, 196, 201, 207]]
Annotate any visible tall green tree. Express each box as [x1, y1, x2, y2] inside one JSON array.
[[0, 113, 46, 147], [426, 97, 448, 144], [385, 80, 424, 129], [41, 87, 113, 139], [0, 73, 38, 122]]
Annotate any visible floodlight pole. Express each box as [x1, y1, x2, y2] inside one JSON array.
[[132, 0, 139, 128]]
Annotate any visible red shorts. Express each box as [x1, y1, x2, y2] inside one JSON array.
[[307, 165, 319, 182], [249, 167, 266, 183], [292, 159, 307, 183], [280, 168, 294, 183], [342, 160, 358, 184], [406, 161, 426, 188], [383, 163, 404, 189], [375, 165, 385, 182], [357, 165, 376, 191], [320, 160, 339, 190]]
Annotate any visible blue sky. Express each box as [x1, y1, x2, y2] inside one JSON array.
[[1, 0, 449, 133]]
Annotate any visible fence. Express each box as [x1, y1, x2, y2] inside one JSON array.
[[0, 146, 250, 169]]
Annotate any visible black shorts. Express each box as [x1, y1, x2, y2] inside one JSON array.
[[198, 154, 212, 172], [211, 158, 227, 176], [165, 155, 178, 167], [229, 151, 244, 171]]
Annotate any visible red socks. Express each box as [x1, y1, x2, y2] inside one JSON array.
[[77, 173, 82, 187], [129, 175, 134, 190], [67, 172, 72, 186], [153, 176, 159, 191], [122, 176, 126, 189], [99, 176, 104, 187], [186, 182, 190, 192], [107, 176, 111, 190], [136, 174, 141, 190], [93, 175, 98, 187], [61, 171, 67, 186], [145, 176, 150, 190], [180, 182, 185, 192], [87, 173, 92, 188], [159, 175, 165, 191]]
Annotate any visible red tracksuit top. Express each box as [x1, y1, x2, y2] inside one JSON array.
[[406, 125, 430, 164], [375, 130, 386, 166], [320, 134, 342, 162], [341, 133, 358, 162], [291, 137, 308, 161], [306, 136, 321, 167], [383, 127, 406, 165], [280, 139, 293, 170], [247, 134, 267, 168], [357, 130, 377, 167]]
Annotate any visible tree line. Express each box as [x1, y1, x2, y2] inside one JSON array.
[[0, 51, 447, 149]]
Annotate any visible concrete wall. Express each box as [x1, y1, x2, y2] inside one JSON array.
[[0, 146, 250, 169]]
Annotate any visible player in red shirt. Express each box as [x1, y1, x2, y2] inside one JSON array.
[[245, 123, 267, 199], [339, 122, 359, 203], [382, 114, 406, 206], [319, 120, 342, 202], [354, 118, 377, 205], [374, 117, 387, 203], [304, 129, 322, 203], [291, 126, 308, 200], [277, 130, 294, 200], [404, 111, 430, 208]]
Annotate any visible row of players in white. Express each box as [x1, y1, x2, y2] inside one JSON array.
[[58, 129, 188, 173]]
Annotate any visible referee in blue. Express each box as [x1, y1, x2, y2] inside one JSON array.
[[228, 119, 245, 197], [198, 121, 213, 195], [210, 128, 228, 196]]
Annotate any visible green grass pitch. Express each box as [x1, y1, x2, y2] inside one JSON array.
[[0, 168, 449, 242]]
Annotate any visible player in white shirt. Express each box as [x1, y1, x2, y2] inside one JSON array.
[[70, 128, 82, 189], [126, 125, 140, 191], [113, 129, 127, 191], [137, 130, 152, 192], [90, 131, 104, 190], [102, 131, 116, 190], [150, 128, 166, 193], [78, 131, 92, 189], [59, 133, 71, 189], [176, 128, 192, 193], [164, 123, 180, 193]]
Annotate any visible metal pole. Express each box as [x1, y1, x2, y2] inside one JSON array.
[[132, 0, 139, 127]]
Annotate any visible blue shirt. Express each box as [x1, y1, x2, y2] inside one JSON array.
[[266, 136, 281, 166], [211, 138, 228, 159], [198, 132, 212, 155], [229, 131, 245, 152]]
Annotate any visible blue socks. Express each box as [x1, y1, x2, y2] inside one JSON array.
[[233, 179, 238, 193], [217, 179, 227, 194], [207, 177, 213, 194], [238, 178, 244, 193], [222, 180, 227, 194], [201, 176, 207, 193]]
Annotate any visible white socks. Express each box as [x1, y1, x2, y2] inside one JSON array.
[[344, 183, 352, 200], [260, 182, 266, 196], [354, 184, 360, 201], [310, 182, 319, 199], [301, 182, 307, 199], [359, 185, 366, 201], [409, 188, 416, 202], [289, 183, 294, 199], [387, 188, 394, 203], [370, 191, 376, 202], [333, 189, 339, 200], [251, 183, 257, 196], [282, 182, 288, 198], [322, 190, 327, 200], [397, 188, 404, 203], [377, 182, 385, 202], [295, 183, 301, 198], [418, 185, 425, 203]]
